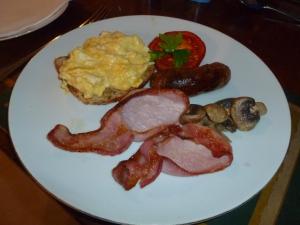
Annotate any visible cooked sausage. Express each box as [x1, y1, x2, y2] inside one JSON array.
[[150, 62, 231, 96]]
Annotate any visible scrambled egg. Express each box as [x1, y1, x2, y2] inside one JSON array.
[[59, 31, 150, 98]]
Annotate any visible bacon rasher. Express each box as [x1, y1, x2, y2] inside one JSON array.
[[47, 88, 189, 155], [113, 124, 233, 190]]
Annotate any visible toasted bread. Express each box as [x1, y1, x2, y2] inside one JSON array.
[[54, 56, 154, 105]]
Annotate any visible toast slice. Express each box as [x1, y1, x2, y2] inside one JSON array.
[[54, 56, 154, 105]]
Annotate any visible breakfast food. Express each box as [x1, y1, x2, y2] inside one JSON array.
[[150, 62, 231, 96], [112, 136, 164, 190], [47, 30, 269, 191], [113, 123, 233, 190], [149, 31, 206, 70], [149, 32, 230, 97], [47, 88, 237, 190], [55, 31, 154, 104], [180, 97, 267, 132], [47, 88, 189, 155]]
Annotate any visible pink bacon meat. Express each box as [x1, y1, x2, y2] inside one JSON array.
[[158, 124, 233, 175], [113, 124, 233, 190], [47, 88, 189, 155], [112, 137, 163, 190]]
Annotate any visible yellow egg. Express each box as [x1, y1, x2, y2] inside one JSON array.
[[59, 31, 150, 98]]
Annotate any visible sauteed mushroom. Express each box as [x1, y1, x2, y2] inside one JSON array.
[[216, 118, 237, 132], [180, 104, 206, 124], [231, 97, 265, 131], [216, 98, 234, 113], [179, 97, 267, 132], [204, 104, 228, 123], [256, 102, 268, 115], [214, 98, 238, 132]]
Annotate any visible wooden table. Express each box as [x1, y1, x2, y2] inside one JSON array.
[[1, 0, 299, 224]]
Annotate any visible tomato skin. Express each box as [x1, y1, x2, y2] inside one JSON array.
[[149, 31, 206, 70]]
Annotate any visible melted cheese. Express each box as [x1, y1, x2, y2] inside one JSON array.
[[59, 31, 150, 98]]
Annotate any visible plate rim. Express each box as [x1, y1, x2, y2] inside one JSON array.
[[8, 15, 291, 225]]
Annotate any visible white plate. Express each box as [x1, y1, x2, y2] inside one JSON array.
[[8, 15, 291, 225], [0, 0, 69, 41]]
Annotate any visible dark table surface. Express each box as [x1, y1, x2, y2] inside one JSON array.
[[1, 0, 300, 102], [0, 0, 300, 225]]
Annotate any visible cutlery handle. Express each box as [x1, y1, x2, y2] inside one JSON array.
[[264, 5, 300, 23]]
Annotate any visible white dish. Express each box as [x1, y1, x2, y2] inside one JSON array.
[[0, 0, 69, 41], [8, 15, 291, 225]]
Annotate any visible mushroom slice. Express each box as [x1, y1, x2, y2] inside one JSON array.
[[198, 115, 215, 128], [231, 97, 261, 131], [205, 103, 228, 123], [180, 104, 206, 124], [216, 98, 234, 115], [256, 102, 268, 115], [218, 118, 238, 132]]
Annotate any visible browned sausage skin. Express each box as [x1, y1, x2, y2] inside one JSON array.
[[150, 62, 231, 96]]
